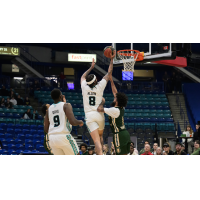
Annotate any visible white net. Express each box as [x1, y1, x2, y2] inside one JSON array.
[[117, 50, 139, 72]]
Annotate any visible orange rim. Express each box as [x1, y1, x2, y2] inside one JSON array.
[[117, 49, 144, 61]]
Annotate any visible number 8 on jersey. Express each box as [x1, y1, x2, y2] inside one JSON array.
[[89, 96, 96, 106]]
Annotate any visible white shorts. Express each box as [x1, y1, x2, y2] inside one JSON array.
[[49, 134, 79, 155], [85, 111, 105, 133]]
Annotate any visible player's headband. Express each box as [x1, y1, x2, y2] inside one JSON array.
[[87, 75, 96, 85]]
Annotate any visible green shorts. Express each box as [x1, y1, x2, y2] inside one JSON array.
[[113, 130, 131, 155]]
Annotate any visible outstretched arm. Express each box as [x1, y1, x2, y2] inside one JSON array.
[[110, 74, 118, 97], [103, 50, 116, 82], [64, 103, 84, 126], [80, 58, 95, 84]]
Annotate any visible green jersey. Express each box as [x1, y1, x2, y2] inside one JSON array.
[[108, 107, 126, 133], [82, 150, 89, 155], [107, 106, 131, 155], [191, 148, 200, 155]]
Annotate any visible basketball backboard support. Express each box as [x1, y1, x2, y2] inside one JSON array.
[[112, 43, 176, 66]]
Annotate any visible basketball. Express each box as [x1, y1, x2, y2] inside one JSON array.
[[103, 46, 115, 58]]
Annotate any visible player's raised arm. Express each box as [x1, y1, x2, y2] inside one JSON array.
[[64, 103, 84, 126], [80, 58, 95, 84], [62, 95, 66, 103], [102, 50, 116, 82], [44, 108, 50, 133], [109, 73, 118, 97]]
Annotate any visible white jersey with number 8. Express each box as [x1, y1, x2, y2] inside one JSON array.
[[81, 79, 107, 113]]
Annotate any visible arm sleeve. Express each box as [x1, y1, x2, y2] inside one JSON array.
[[81, 80, 87, 89], [98, 79, 107, 92], [104, 107, 120, 118]]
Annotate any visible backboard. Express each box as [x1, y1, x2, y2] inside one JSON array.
[[113, 43, 175, 66]]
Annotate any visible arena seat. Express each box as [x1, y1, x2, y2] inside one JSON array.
[[13, 114, 21, 119], [38, 130, 44, 135], [0, 128, 4, 134], [19, 119, 28, 125], [25, 145, 34, 151], [32, 150, 39, 153], [145, 138, 153, 144], [127, 128, 135, 134], [17, 109, 25, 116], [38, 115, 43, 119], [36, 120, 43, 125], [16, 150, 24, 154], [25, 139, 33, 145], [137, 142, 144, 148], [22, 124, 30, 130], [22, 129, 30, 135], [37, 145, 45, 152], [25, 134, 33, 140], [3, 144, 8, 150], [137, 137, 145, 143], [6, 138, 15, 144], [29, 120, 36, 125], [8, 150, 17, 155], [145, 132, 154, 138], [30, 125, 37, 130], [23, 150, 32, 154], [15, 124, 23, 129], [15, 138, 23, 144], [33, 140, 42, 148], [0, 118, 7, 124], [2, 108, 9, 113], [38, 125, 44, 130], [165, 118, 173, 122], [139, 132, 146, 138], [6, 118, 15, 124], [33, 134, 41, 140], [0, 149, 5, 154], [0, 113, 6, 117], [5, 133, 13, 139], [8, 144, 16, 150]]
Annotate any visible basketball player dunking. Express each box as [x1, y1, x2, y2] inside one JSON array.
[[44, 89, 84, 155], [80, 51, 116, 155]]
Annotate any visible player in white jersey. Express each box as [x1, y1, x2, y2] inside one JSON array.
[[80, 51, 116, 155], [44, 89, 84, 155]]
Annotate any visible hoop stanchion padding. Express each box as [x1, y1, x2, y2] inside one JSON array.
[[153, 56, 187, 68]]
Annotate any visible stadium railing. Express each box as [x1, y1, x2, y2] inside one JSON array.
[[176, 92, 188, 130]]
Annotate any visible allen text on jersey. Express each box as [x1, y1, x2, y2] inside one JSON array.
[[87, 92, 96, 95]]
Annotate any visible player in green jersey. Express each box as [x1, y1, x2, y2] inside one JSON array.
[[97, 74, 131, 155]]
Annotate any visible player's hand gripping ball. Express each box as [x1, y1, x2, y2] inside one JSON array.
[[103, 46, 115, 58]]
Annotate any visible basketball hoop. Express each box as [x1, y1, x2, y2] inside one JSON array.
[[117, 49, 144, 72]]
